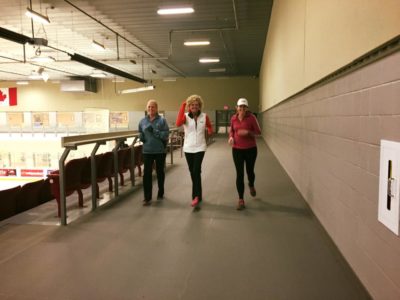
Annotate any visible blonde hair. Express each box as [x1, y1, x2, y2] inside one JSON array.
[[146, 99, 158, 110], [186, 94, 204, 110]]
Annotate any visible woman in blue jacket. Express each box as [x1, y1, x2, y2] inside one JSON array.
[[138, 100, 169, 205]]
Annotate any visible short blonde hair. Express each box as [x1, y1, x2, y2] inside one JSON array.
[[186, 94, 204, 110], [146, 99, 158, 110]]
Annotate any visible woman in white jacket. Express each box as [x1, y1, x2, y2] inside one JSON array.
[[176, 95, 213, 208]]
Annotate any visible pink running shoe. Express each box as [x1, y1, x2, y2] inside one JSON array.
[[191, 196, 199, 207], [237, 199, 245, 210]]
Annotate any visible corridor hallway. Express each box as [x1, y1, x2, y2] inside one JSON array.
[[0, 137, 370, 300]]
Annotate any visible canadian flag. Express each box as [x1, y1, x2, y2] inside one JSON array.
[[0, 88, 17, 106]]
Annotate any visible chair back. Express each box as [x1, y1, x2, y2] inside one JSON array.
[[0, 185, 21, 221], [16, 179, 44, 213]]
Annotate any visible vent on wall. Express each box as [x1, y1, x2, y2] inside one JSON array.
[[60, 77, 97, 93]]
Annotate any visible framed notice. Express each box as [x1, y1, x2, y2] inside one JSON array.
[[57, 112, 76, 127], [32, 112, 49, 128], [110, 111, 129, 128], [7, 112, 24, 127]]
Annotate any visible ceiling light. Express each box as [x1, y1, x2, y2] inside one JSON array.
[[30, 56, 55, 63], [184, 40, 210, 46], [209, 68, 226, 73], [16, 81, 29, 85], [163, 78, 176, 82], [199, 57, 220, 63], [25, 7, 50, 25], [42, 72, 49, 82], [119, 85, 155, 94], [92, 40, 105, 51], [157, 7, 194, 15], [150, 69, 157, 74]]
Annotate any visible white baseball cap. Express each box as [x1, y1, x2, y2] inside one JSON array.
[[237, 98, 248, 107]]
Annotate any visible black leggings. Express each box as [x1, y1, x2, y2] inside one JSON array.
[[184, 151, 205, 201], [143, 153, 166, 201], [232, 147, 257, 199]]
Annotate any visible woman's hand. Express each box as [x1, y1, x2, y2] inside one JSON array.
[[228, 137, 234, 145]]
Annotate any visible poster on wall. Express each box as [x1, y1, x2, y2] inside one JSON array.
[[83, 108, 109, 133], [0, 87, 17, 106], [110, 111, 129, 128], [32, 112, 50, 128], [7, 112, 24, 127]]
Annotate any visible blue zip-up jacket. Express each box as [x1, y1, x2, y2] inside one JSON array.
[[138, 114, 169, 154]]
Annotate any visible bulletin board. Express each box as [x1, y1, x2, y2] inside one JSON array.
[[110, 111, 129, 128], [32, 112, 49, 127], [7, 112, 24, 127], [57, 112, 76, 126]]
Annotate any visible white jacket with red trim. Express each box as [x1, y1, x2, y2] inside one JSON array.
[[183, 112, 208, 153]]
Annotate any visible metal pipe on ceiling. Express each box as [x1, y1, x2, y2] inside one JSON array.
[[64, 0, 185, 77]]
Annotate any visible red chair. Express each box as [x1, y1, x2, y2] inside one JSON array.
[[15, 179, 45, 213], [96, 152, 114, 195], [0, 185, 21, 221], [48, 157, 87, 217], [38, 178, 55, 204], [117, 147, 130, 186]]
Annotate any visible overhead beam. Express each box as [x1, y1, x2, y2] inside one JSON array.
[[69, 53, 147, 83]]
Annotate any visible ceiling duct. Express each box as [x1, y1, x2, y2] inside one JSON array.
[[0, 27, 48, 46], [60, 76, 97, 93], [69, 53, 147, 83], [0, 27, 32, 44]]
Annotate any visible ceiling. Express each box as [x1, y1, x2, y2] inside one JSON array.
[[0, 0, 272, 83]]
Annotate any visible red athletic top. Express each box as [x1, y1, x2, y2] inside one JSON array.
[[229, 112, 261, 149]]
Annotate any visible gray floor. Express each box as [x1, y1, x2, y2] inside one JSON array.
[[0, 137, 371, 300]]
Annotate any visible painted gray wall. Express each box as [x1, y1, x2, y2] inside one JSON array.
[[261, 51, 400, 299]]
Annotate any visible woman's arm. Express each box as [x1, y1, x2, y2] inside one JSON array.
[[138, 120, 146, 142], [205, 115, 213, 135], [175, 101, 187, 127], [156, 118, 170, 141]]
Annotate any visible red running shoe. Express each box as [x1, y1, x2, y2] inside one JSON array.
[[191, 196, 199, 207], [237, 199, 245, 210]]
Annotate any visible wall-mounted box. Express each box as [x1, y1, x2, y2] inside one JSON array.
[[378, 140, 400, 235]]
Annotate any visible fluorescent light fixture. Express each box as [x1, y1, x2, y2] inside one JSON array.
[[157, 7, 194, 15], [42, 72, 49, 82], [163, 78, 176, 82], [120, 85, 155, 94], [16, 81, 29, 85], [199, 57, 220, 63], [209, 68, 226, 73], [25, 7, 50, 25], [184, 40, 210, 46], [92, 40, 105, 51], [30, 56, 55, 63]]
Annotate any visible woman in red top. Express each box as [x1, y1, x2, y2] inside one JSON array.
[[228, 98, 261, 210]]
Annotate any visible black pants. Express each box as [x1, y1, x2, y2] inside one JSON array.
[[143, 153, 166, 201], [184, 151, 205, 201], [232, 147, 257, 199]]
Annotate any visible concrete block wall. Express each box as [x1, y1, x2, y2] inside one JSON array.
[[261, 51, 400, 299]]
